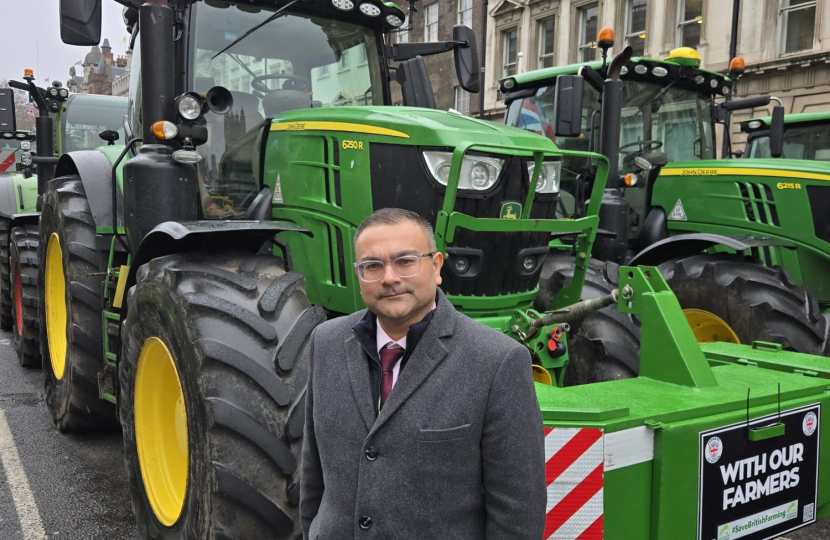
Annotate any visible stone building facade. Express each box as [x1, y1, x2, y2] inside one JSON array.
[[388, 0, 484, 116], [483, 0, 828, 151], [66, 39, 131, 96]]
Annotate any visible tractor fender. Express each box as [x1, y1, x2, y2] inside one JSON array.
[[0, 172, 20, 218], [9, 213, 40, 230], [126, 220, 312, 292], [55, 150, 122, 230], [628, 233, 796, 267]]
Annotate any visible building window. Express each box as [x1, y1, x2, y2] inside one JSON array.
[[578, 3, 599, 63], [338, 50, 349, 70], [359, 45, 368, 64], [537, 17, 555, 68], [455, 86, 470, 115], [425, 4, 438, 42], [502, 28, 518, 77], [625, 0, 647, 56], [677, 0, 702, 49], [780, 0, 816, 54], [458, 0, 473, 28], [397, 16, 409, 44]]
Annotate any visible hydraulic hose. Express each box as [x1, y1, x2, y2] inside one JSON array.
[[532, 289, 619, 327]]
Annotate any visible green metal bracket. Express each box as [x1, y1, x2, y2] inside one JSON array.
[[748, 423, 785, 441], [509, 308, 570, 387], [617, 266, 718, 388]]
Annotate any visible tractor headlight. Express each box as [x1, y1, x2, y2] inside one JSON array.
[[20, 141, 31, 151], [526, 160, 561, 194], [422, 151, 504, 192], [21, 152, 32, 166], [176, 93, 203, 121]]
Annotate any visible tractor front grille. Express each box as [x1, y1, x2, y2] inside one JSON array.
[[370, 144, 556, 297], [735, 181, 780, 227]]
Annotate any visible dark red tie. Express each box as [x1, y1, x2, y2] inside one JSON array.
[[379, 346, 404, 409]]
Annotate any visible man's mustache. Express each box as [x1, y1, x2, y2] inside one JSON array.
[[377, 285, 412, 298]]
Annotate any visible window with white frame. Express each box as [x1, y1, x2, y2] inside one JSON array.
[[458, 0, 473, 28], [425, 4, 438, 42], [625, 0, 647, 56], [780, 0, 816, 54], [455, 86, 470, 115], [677, 0, 702, 49], [397, 15, 410, 44], [502, 28, 518, 77], [537, 17, 555, 68], [338, 50, 349, 70], [578, 3, 599, 63]]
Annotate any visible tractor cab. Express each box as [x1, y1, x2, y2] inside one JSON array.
[[502, 46, 726, 233], [741, 110, 830, 160], [120, 0, 480, 220]]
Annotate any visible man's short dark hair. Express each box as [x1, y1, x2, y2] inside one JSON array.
[[354, 208, 437, 252]]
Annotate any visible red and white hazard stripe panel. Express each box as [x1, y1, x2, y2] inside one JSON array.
[[0, 151, 16, 172], [543, 427, 604, 540]]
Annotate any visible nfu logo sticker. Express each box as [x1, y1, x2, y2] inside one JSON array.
[[803, 412, 818, 436], [706, 436, 724, 464]]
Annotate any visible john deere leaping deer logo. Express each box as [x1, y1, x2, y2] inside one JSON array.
[[500, 202, 521, 220]]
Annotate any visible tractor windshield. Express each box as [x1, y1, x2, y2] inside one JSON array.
[[506, 79, 714, 219], [61, 94, 127, 153], [190, 1, 385, 217], [746, 123, 830, 160], [506, 80, 715, 172]]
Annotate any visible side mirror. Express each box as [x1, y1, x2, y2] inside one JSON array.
[[721, 95, 771, 112], [453, 25, 480, 93], [0, 89, 17, 133], [769, 105, 785, 158], [397, 56, 437, 109], [553, 75, 584, 138], [60, 0, 102, 46]]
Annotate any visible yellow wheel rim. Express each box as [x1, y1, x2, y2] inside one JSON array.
[[531, 365, 553, 385], [684, 309, 741, 344], [45, 233, 68, 380], [135, 337, 188, 527]]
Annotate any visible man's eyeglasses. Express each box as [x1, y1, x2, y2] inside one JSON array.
[[354, 253, 436, 282]]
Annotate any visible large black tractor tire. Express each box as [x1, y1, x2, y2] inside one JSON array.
[[120, 252, 324, 540], [537, 254, 640, 385], [11, 224, 41, 367], [0, 217, 13, 329], [658, 253, 828, 355], [39, 175, 117, 432]]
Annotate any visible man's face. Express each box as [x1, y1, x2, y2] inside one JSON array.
[[354, 220, 443, 327]]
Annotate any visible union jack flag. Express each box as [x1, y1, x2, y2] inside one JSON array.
[[520, 99, 556, 141]]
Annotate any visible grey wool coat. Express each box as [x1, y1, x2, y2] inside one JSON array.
[[300, 288, 546, 540]]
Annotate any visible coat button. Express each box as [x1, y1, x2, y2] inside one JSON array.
[[365, 447, 378, 461], [359, 516, 373, 529]]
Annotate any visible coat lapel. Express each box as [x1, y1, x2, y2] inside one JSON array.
[[344, 335, 376, 432], [369, 291, 457, 434]]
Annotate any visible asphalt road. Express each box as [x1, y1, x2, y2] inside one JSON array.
[[0, 326, 825, 540]]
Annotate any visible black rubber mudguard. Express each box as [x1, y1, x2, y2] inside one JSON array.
[[127, 220, 311, 290], [55, 150, 123, 230], [628, 232, 796, 267]]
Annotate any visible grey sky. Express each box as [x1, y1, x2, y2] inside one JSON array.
[[0, 0, 128, 87]]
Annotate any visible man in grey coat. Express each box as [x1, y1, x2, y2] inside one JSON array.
[[300, 208, 546, 539]]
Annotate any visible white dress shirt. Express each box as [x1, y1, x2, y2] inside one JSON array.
[[375, 302, 435, 389]]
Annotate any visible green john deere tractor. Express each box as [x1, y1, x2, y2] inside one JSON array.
[[0, 86, 39, 342], [3, 73, 126, 367], [741, 110, 830, 159], [502, 41, 830, 383], [50, 1, 830, 538]]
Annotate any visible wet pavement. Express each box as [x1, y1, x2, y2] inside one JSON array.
[[0, 325, 825, 540], [0, 329, 138, 540]]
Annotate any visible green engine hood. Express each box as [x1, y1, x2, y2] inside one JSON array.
[[271, 106, 558, 154]]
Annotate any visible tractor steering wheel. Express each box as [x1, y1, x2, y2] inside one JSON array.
[[620, 140, 663, 157], [251, 74, 311, 94]]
